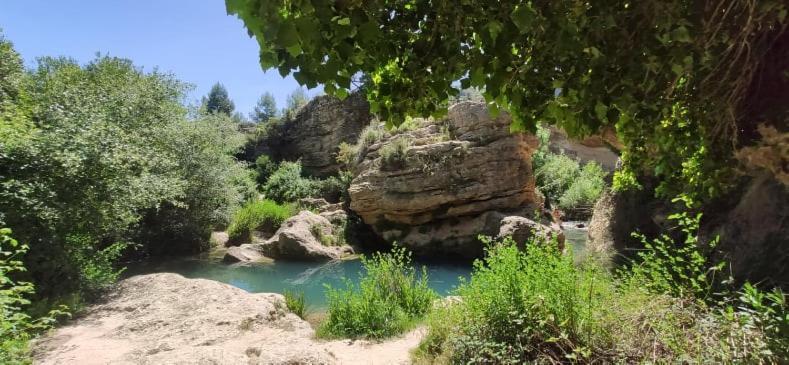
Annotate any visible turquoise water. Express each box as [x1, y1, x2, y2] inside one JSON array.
[[127, 255, 472, 308], [127, 224, 588, 308]]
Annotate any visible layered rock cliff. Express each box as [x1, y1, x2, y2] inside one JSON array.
[[348, 102, 558, 257]]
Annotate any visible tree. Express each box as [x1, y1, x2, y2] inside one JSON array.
[[282, 88, 309, 119], [205, 82, 235, 115], [226, 0, 788, 202], [250, 92, 278, 123]]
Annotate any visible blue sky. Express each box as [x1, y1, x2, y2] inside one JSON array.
[[0, 0, 321, 116]]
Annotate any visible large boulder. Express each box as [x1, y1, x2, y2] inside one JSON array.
[[261, 92, 372, 177], [32, 273, 334, 364], [256, 211, 353, 261], [349, 102, 545, 256]]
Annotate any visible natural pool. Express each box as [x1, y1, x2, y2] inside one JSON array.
[[127, 223, 588, 308]]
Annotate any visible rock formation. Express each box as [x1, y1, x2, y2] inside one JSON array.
[[32, 273, 334, 364], [258, 92, 372, 177], [224, 210, 353, 262], [548, 126, 621, 172], [349, 102, 558, 257]]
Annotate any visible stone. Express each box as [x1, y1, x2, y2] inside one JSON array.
[[259, 92, 371, 177], [547, 126, 621, 172], [222, 244, 268, 263], [348, 101, 542, 256], [255, 211, 353, 261], [497, 216, 565, 249]]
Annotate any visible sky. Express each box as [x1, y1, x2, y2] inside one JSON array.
[[0, 0, 322, 117]]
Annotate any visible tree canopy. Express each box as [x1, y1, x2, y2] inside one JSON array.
[[251, 92, 278, 123], [227, 0, 788, 201], [205, 82, 235, 115]]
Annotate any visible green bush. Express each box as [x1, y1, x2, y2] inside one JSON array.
[[284, 289, 306, 319], [558, 161, 606, 210], [1, 228, 67, 365], [319, 246, 436, 339], [227, 199, 294, 243], [254, 154, 278, 185], [534, 153, 580, 204], [379, 137, 411, 170], [261, 161, 319, 203], [416, 234, 777, 364]]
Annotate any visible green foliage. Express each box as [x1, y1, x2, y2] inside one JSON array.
[[282, 88, 309, 119], [250, 92, 277, 123], [228, 0, 788, 203], [254, 154, 278, 185], [558, 162, 606, 210], [227, 199, 294, 243], [284, 289, 306, 319], [627, 196, 724, 301], [1, 228, 67, 365], [64, 235, 128, 297], [320, 246, 436, 339], [335, 142, 358, 169], [734, 283, 789, 359], [0, 42, 255, 298], [313, 172, 352, 203], [535, 153, 580, 203], [261, 161, 319, 203], [417, 234, 778, 363], [204, 82, 235, 115], [379, 137, 411, 170], [359, 124, 386, 147]]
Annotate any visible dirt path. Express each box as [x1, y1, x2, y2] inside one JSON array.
[[31, 273, 425, 365]]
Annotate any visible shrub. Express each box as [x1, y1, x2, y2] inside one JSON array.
[[335, 142, 358, 169], [261, 161, 319, 203], [1, 228, 67, 365], [416, 234, 777, 364], [313, 172, 352, 203], [558, 161, 606, 210], [227, 199, 294, 243], [379, 137, 412, 170], [254, 154, 278, 185], [284, 290, 306, 319], [534, 153, 580, 204], [359, 124, 387, 147], [320, 246, 436, 339]]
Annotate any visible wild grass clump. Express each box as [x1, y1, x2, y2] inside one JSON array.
[[284, 289, 306, 319], [379, 137, 412, 170], [415, 222, 782, 364], [227, 199, 294, 243], [319, 246, 436, 339]]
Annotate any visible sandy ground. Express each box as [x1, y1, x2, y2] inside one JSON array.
[[31, 273, 425, 365]]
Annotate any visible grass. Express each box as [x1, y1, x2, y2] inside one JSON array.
[[284, 290, 307, 319], [413, 220, 784, 364], [318, 246, 436, 339], [226, 199, 294, 243], [379, 137, 411, 170]]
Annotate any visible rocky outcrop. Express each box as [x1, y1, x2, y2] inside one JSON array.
[[548, 126, 621, 172], [349, 102, 551, 257], [587, 175, 789, 287], [261, 93, 372, 177], [225, 211, 353, 262], [32, 273, 334, 364], [497, 216, 565, 249]]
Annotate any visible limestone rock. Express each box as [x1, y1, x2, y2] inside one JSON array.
[[348, 103, 542, 256], [222, 244, 268, 263], [547, 126, 621, 172], [256, 211, 353, 261], [32, 273, 334, 364], [497, 216, 565, 249], [261, 93, 371, 177]]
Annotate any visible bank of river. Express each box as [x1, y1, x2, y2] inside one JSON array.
[[126, 224, 588, 308]]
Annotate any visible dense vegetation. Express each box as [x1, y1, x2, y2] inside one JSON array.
[[226, 199, 295, 243], [319, 246, 436, 339], [227, 0, 787, 204], [414, 223, 787, 363], [0, 32, 256, 356]]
